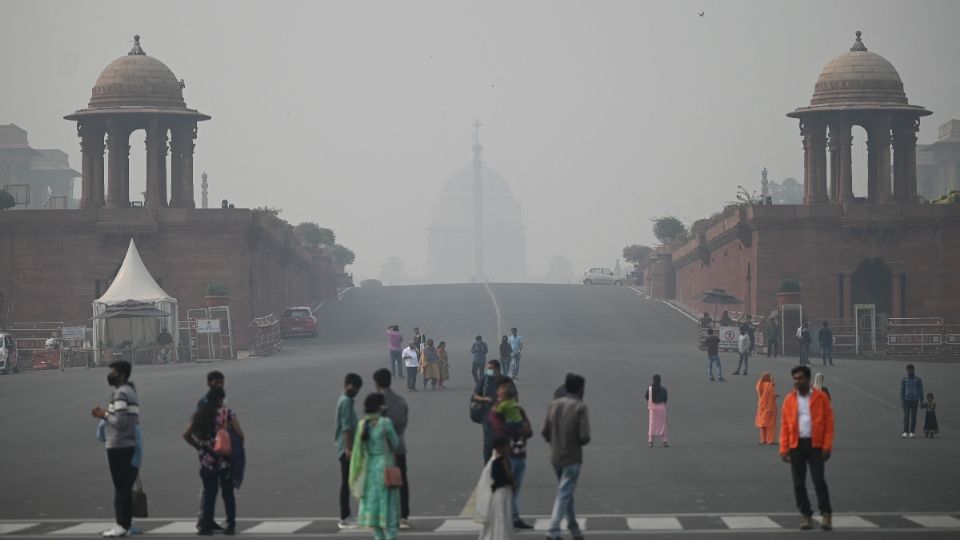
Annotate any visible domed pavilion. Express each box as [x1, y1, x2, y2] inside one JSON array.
[[787, 31, 930, 203], [64, 36, 210, 209]]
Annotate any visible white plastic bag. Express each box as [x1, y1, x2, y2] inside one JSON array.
[[471, 457, 495, 524]]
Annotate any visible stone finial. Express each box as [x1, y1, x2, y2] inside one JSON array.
[[850, 30, 867, 52], [129, 35, 146, 56]]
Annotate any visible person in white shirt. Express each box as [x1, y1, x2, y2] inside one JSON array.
[[402, 343, 420, 392], [733, 327, 750, 376]]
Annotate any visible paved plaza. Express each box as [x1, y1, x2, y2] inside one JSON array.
[[1, 284, 957, 538]]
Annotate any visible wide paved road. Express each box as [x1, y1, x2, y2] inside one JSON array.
[[1, 283, 958, 538]]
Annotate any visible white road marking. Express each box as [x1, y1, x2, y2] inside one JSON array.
[[659, 300, 700, 323], [830, 515, 879, 528], [482, 282, 504, 339], [626, 517, 683, 530], [48, 522, 114, 535], [147, 521, 198, 534], [905, 515, 960, 528], [534, 518, 587, 531], [720, 516, 781, 529], [243, 521, 312, 534], [0, 524, 37, 535], [434, 519, 482, 532]]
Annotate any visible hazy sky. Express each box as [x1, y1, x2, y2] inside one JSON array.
[[2, 1, 959, 280]]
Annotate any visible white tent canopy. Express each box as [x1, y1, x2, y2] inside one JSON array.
[[93, 239, 179, 365]]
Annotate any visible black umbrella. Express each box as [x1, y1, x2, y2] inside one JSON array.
[[700, 288, 744, 319]]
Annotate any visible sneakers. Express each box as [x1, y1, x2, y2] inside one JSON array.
[[399, 518, 413, 530], [513, 520, 534, 530], [718, 377, 726, 382], [800, 516, 814, 530], [902, 432, 908, 438], [821, 513, 833, 531], [101, 525, 129, 538], [732, 371, 740, 375], [337, 517, 359, 530], [909, 432, 915, 438], [709, 376, 716, 381]]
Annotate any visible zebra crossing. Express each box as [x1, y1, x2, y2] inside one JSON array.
[[1, 514, 959, 536]]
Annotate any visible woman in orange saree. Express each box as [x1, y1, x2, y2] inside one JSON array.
[[755, 372, 778, 444]]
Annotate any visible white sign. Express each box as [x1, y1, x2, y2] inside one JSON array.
[[62, 326, 86, 340], [196, 319, 221, 334], [719, 326, 740, 349]]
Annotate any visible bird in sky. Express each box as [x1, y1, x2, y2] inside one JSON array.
[[698, 10, 705, 16]]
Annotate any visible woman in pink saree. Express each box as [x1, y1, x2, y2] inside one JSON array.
[[645, 374, 668, 448]]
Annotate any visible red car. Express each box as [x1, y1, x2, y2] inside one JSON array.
[[281, 307, 318, 337]]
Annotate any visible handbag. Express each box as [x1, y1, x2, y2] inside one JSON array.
[[381, 421, 403, 488], [213, 410, 232, 457], [132, 475, 148, 518], [469, 376, 488, 424]]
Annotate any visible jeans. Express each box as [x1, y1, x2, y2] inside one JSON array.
[[395, 453, 410, 519], [903, 400, 920, 433], [471, 362, 484, 384], [511, 352, 521, 378], [735, 352, 749, 374], [406, 367, 418, 390], [707, 354, 722, 379], [200, 467, 235, 530], [509, 457, 526, 522], [548, 463, 582, 536], [821, 344, 833, 365], [789, 439, 831, 517], [339, 454, 351, 519], [799, 342, 810, 365], [389, 350, 403, 377], [106, 447, 136, 529], [767, 339, 779, 357], [500, 357, 512, 379]]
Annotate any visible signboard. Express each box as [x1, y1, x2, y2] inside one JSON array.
[[718, 326, 739, 349], [887, 334, 941, 345], [196, 319, 221, 334], [61, 326, 86, 340]]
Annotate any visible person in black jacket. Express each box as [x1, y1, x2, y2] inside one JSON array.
[[818, 322, 834, 366]]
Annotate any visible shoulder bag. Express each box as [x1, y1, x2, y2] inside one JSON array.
[[381, 420, 403, 488], [212, 409, 232, 457]]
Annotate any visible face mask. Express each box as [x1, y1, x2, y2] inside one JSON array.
[[346, 388, 359, 398], [107, 373, 119, 387], [485, 369, 495, 377]]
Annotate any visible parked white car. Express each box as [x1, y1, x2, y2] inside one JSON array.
[[582, 267, 625, 286]]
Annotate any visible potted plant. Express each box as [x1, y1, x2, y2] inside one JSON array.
[[205, 283, 230, 307], [776, 279, 801, 306]]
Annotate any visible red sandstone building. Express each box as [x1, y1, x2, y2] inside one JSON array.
[[648, 32, 960, 337], [0, 37, 338, 343]]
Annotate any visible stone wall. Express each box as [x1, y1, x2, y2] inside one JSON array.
[[0, 208, 339, 346]]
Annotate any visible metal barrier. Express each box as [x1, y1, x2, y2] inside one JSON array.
[[886, 317, 945, 355]]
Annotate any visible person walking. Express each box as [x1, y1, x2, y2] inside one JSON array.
[[644, 374, 668, 448], [386, 326, 404, 379], [818, 322, 834, 366], [194, 371, 226, 532], [402, 343, 419, 392], [780, 365, 834, 531], [437, 341, 450, 390], [373, 369, 413, 530], [336, 373, 363, 529], [349, 393, 401, 540], [473, 360, 503, 463], [733, 327, 750, 376], [766, 319, 780, 358], [704, 328, 724, 381], [900, 364, 924, 438], [755, 372, 778, 445], [90, 360, 140, 538], [475, 435, 515, 540], [508, 328, 524, 380], [743, 315, 756, 355], [798, 322, 812, 366], [542, 374, 590, 540], [420, 339, 441, 391], [488, 377, 534, 530], [471, 336, 489, 384], [921, 393, 939, 438], [498, 336, 512, 379], [182, 387, 245, 535]]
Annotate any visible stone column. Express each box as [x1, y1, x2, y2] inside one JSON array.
[[144, 117, 168, 208], [78, 121, 106, 208], [892, 119, 919, 201], [872, 122, 893, 202], [842, 273, 853, 319], [106, 121, 130, 208], [828, 125, 840, 201], [837, 123, 854, 203], [801, 120, 828, 204], [169, 122, 197, 208], [891, 273, 903, 318]]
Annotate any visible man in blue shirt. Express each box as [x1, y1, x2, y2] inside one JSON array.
[[900, 364, 924, 438], [335, 373, 362, 529], [508, 328, 525, 380]]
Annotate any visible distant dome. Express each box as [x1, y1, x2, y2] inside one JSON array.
[[440, 163, 514, 196], [810, 32, 906, 107], [88, 36, 186, 110]]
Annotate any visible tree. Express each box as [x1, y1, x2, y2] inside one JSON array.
[[651, 216, 687, 244], [0, 190, 15, 210], [622, 245, 654, 269], [327, 244, 356, 267], [295, 222, 336, 247]]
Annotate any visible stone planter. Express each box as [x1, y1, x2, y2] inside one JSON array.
[[205, 295, 230, 308], [776, 291, 800, 306]]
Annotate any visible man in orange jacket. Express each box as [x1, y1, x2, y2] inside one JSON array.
[[780, 365, 834, 531]]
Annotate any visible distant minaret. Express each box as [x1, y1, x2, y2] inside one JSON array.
[[761, 167, 769, 199], [471, 119, 485, 282], [201, 171, 209, 209]]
